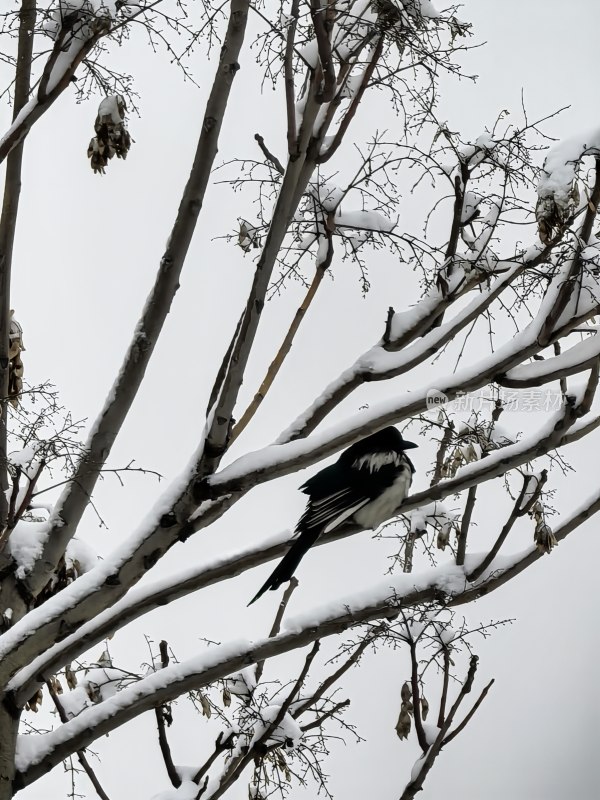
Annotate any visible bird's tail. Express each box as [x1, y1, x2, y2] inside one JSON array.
[[248, 529, 319, 605]]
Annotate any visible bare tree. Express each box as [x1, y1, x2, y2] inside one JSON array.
[[0, 2, 599, 799]]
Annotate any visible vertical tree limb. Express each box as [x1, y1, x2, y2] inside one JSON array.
[[23, 0, 251, 601], [154, 640, 180, 788], [0, 0, 37, 545], [0, 6, 37, 790], [284, 0, 300, 155], [455, 486, 476, 566]]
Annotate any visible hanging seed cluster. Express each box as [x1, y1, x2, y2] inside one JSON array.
[[395, 681, 414, 740], [531, 500, 557, 554], [536, 180, 580, 244], [88, 94, 132, 174], [8, 311, 24, 408], [441, 417, 508, 479]]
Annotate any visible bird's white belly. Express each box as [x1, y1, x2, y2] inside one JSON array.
[[352, 469, 412, 530]]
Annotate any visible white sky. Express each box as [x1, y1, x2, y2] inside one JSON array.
[[4, 1, 600, 798]]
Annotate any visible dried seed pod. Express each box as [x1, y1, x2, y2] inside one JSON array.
[[436, 526, 450, 550], [8, 311, 24, 407], [199, 692, 211, 718], [65, 665, 77, 690], [223, 686, 232, 707], [275, 750, 287, 771], [97, 649, 112, 668], [401, 682, 412, 703], [421, 697, 429, 721], [534, 521, 557, 554], [27, 688, 43, 713], [395, 707, 412, 740], [86, 682, 102, 703], [88, 95, 132, 174]]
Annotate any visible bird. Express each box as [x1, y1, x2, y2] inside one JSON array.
[[249, 426, 417, 604]]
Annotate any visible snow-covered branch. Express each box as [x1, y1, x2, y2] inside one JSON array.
[[0, 3, 113, 164], [203, 291, 597, 501], [13, 561, 467, 788]]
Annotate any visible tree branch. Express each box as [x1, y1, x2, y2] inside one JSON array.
[[441, 678, 494, 746], [399, 655, 482, 800], [455, 486, 476, 567], [467, 470, 547, 583], [22, 0, 251, 601], [0, 0, 37, 559], [45, 679, 112, 800], [10, 404, 600, 706], [255, 576, 298, 683], [230, 245, 332, 445], [154, 640, 180, 788]]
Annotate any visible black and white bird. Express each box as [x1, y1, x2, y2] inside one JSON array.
[[249, 426, 417, 604]]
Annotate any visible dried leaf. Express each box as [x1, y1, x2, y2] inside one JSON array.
[[199, 692, 211, 718], [421, 697, 429, 721], [395, 707, 412, 740], [97, 649, 112, 668], [86, 682, 102, 703], [27, 688, 43, 713], [436, 527, 450, 550], [534, 521, 557, 554], [65, 665, 78, 690]]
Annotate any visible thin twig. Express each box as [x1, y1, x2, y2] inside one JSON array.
[[154, 640, 180, 788], [468, 471, 547, 582], [192, 731, 236, 785], [230, 247, 332, 444], [436, 648, 450, 728], [255, 577, 299, 683], [254, 133, 285, 175], [400, 656, 482, 800], [300, 698, 350, 731], [456, 486, 476, 566], [208, 641, 321, 800], [293, 636, 371, 718], [442, 678, 495, 746], [45, 680, 111, 800]]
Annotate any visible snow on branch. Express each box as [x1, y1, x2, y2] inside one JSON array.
[[3, 250, 594, 699], [14, 560, 468, 788], [10, 402, 600, 712], [454, 480, 600, 606], [16, 462, 600, 793], [536, 126, 600, 243], [500, 332, 600, 388], [203, 269, 592, 499], [0, 3, 114, 164]]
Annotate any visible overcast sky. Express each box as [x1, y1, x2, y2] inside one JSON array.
[[5, 1, 600, 799]]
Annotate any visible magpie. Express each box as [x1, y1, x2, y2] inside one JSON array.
[[249, 426, 417, 604]]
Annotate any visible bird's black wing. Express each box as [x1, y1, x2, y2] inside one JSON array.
[[298, 463, 373, 534], [248, 466, 372, 605], [249, 446, 413, 605]]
